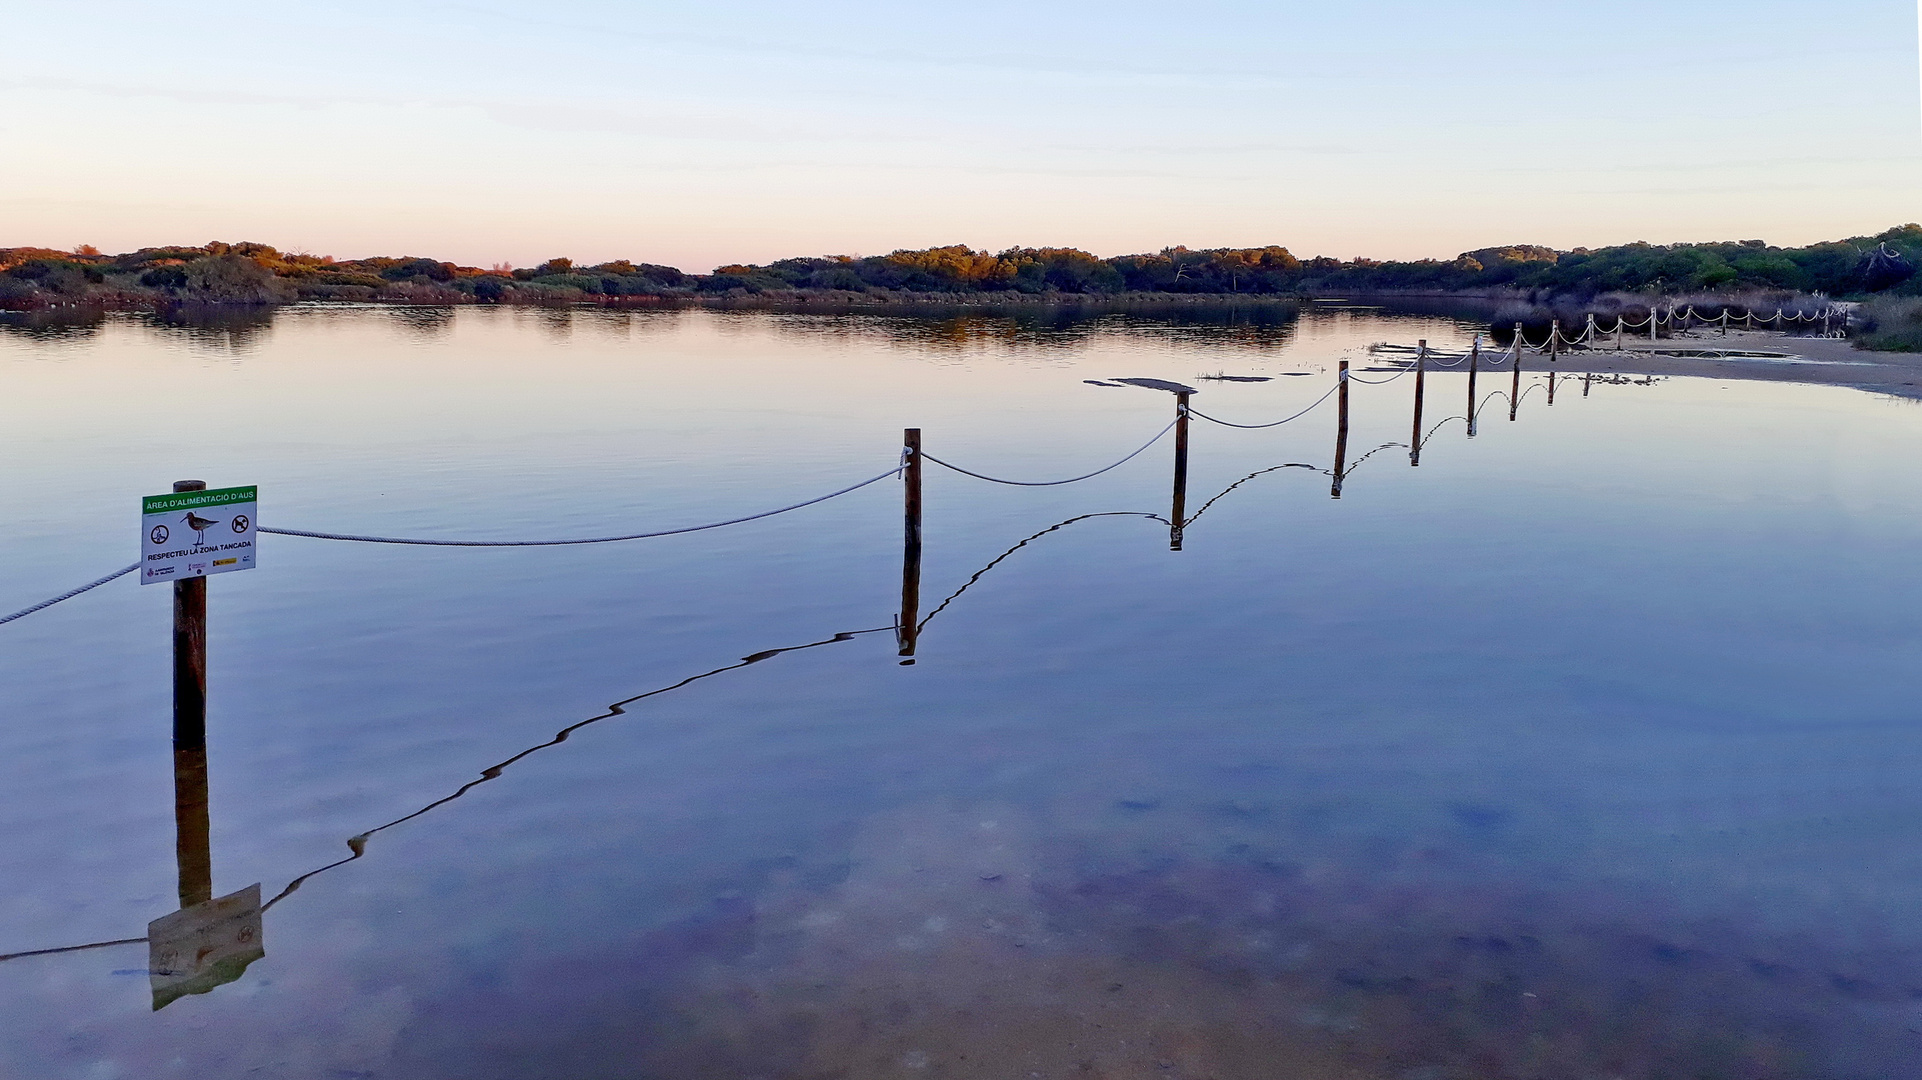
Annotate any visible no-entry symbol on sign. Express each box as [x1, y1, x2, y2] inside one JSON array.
[[141, 485, 258, 585]]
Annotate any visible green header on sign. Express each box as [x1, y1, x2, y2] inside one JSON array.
[[142, 485, 258, 515]]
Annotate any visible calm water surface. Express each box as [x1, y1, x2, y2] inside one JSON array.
[[2, 305, 1920, 1078]]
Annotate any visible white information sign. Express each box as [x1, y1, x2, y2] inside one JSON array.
[[141, 485, 258, 585]]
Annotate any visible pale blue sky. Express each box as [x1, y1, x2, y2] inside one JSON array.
[[1, 1, 1914, 270]]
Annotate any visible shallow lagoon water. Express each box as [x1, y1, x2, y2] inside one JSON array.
[[3, 305, 1921, 1078]]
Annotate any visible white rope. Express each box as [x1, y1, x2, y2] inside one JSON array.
[[261, 468, 902, 545], [0, 563, 139, 627], [923, 418, 1179, 486], [1345, 364, 1416, 385], [1189, 379, 1342, 429]]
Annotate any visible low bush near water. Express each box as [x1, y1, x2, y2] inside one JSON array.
[[1852, 296, 1922, 351]]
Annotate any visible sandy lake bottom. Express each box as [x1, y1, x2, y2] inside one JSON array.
[[2, 304, 1921, 1078]]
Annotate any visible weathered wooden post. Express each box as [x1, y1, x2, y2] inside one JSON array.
[[1331, 363, 1349, 499], [897, 429, 922, 662], [1549, 318, 1560, 364], [1170, 391, 1191, 549], [1615, 316, 1623, 351], [1720, 309, 1729, 336], [1509, 326, 1522, 422], [1408, 339, 1427, 466], [1585, 313, 1597, 347], [1466, 337, 1480, 438], [173, 480, 208, 754], [1651, 307, 1660, 342]]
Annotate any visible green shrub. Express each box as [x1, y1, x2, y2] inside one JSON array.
[[1853, 297, 1922, 351]]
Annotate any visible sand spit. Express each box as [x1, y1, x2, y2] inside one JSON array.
[[1514, 329, 1922, 399]]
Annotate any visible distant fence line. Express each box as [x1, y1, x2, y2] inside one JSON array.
[[1513, 304, 1848, 351], [0, 330, 1666, 629]]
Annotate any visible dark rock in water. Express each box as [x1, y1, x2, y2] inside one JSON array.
[[1112, 377, 1198, 394]]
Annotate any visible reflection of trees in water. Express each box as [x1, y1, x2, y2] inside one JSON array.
[[0, 303, 278, 350], [727, 300, 1308, 354], [386, 306, 456, 338]]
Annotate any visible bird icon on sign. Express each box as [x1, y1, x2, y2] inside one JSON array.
[[182, 512, 220, 546]]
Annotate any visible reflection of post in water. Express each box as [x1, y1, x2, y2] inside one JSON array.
[[1408, 339, 1426, 466], [897, 428, 922, 664], [1169, 390, 1191, 550], [1466, 337, 1479, 438], [1583, 372, 1593, 397], [173, 745, 212, 908], [151, 734, 264, 1010], [1547, 369, 1557, 406], [1331, 361, 1350, 499], [1509, 325, 1522, 422]]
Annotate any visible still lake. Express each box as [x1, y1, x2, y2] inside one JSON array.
[[2, 303, 1920, 1079]]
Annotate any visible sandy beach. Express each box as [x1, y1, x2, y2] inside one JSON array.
[[1518, 328, 1922, 399]]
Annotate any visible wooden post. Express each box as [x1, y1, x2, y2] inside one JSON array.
[[1331, 363, 1349, 499], [171, 478, 211, 908], [1408, 339, 1427, 466], [1823, 309, 1831, 337], [1720, 309, 1728, 336], [1170, 391, 1191, 549], [1615, 316, 1623, 351], [897, 429, 921, 662], [1549, 318, 1560, 364], [1466, 337, 1479, 438], [173, 480, 207, 753], [1651, 307, 1659, 342], [1585, 313, 1597, 347], [1509, 327, 1522, 422]]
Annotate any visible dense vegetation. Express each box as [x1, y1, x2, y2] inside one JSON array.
[[1852, 296, 1922, 351], [3, 226, 1917, 312]]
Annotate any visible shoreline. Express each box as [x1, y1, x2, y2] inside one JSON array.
[[1506, 328, 1922, 400]]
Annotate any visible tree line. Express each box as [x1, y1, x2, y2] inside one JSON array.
[[3, 227, 1918, 311]]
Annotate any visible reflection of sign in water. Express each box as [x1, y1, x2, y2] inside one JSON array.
[[147, 883, 265, 1010], [140, 485, 257, 585]]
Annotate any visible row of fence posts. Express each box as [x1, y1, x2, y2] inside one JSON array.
[[1563, 306, 1838, 348], [893, 331, 1573, 656]]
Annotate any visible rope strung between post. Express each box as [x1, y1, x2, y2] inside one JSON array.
[[260, 467, 902, 546], [0, 563, 139, 627], [1188, 380, 1341, 429], [1344, 365, 1416, 385], [921, 417, 1178, 487]]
